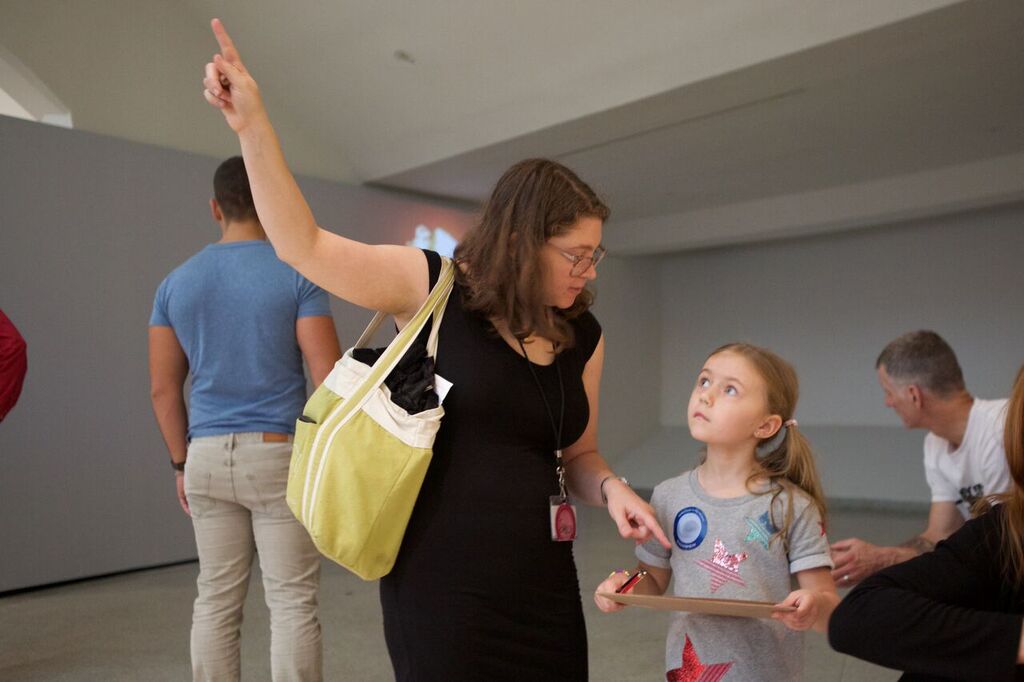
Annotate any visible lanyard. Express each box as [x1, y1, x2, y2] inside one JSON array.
[[517, 338, 567, 501]]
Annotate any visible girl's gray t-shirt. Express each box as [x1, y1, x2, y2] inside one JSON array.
[[636, 468, 833, 681]]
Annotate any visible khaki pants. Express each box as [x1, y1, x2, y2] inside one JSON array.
[[185, 433, 322, 681]]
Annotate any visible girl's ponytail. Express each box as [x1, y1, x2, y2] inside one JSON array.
[[758, 424, 828, 550]]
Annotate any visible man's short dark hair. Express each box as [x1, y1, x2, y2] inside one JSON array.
[[213, 156, 257, 222], [876, 330, 966, 396]]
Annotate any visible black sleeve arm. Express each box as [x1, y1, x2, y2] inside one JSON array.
[[828, 508, 1024, 681]]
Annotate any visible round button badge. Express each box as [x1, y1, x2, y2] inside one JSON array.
[[674, 506, 708, 550]]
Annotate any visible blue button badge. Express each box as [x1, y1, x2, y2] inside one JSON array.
[[674, 506, 708, 551]]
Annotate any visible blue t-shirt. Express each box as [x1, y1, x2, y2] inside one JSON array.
[[150, 240, 331, 439]]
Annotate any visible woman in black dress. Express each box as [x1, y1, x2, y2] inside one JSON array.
[[202, 20, 671, 681], [829, 363, 1024, 681]]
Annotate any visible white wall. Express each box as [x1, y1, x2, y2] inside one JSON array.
[[611, 204, 1024, 502], [659, 204, 1024, 427]]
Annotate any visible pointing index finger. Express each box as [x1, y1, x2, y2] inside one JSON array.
[[650, 521, 671, 549], [211, 18, 241, 64], [637, 511, 671, 548]]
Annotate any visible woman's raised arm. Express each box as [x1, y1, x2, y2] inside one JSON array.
[[203, 18, 428, 316]]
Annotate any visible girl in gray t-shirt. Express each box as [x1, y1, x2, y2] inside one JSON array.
[[595, 343, 837, 681]]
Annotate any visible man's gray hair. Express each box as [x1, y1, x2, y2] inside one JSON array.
[[876, 330, 965, 397]]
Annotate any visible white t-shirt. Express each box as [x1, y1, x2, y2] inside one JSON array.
[[923, 398, 1010, 519]]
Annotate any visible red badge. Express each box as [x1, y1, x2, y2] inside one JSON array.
[[550, 497, 577, 541]]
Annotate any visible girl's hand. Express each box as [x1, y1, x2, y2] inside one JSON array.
[[772, 589, 820, 631], [605, 481, 671, 549], [593, 571, 631, 613], [203, 19, 269, 134]]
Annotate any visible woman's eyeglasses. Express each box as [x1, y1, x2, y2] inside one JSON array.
[[550, 244, 607, 276]]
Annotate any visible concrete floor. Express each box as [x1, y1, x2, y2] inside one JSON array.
[[0, 505, 920, 681]]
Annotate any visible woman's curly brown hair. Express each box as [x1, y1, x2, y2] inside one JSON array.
[[454, 159, 609, 349]]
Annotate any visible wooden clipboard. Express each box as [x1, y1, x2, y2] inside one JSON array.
[[596, 592, 795, 619]]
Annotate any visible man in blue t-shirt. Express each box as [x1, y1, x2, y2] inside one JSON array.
[[149, 157, 340, 681]]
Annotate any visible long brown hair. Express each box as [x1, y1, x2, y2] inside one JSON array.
[[454, 159, 609, 348], [977, 364, 1024, 585], [707, 343, 828, 550]]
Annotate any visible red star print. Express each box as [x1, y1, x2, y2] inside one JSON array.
[[818, 520, 827, 537], [666, 634, 733, 682]]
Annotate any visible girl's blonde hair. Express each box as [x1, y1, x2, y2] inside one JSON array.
[[976, 364, 1024, 585], [707, 343, 828, 549]]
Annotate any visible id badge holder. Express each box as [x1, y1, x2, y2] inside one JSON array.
[[550, 495, 577, 542]]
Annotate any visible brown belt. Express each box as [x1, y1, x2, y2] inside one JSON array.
[[262, 432, 292, 443]]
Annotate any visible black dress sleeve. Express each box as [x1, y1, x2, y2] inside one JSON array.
[[571, 310, 602, 362], [828, 506, 1024, 681], [422, 249, 442, 290]]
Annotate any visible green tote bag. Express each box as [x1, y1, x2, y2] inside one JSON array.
[[287, 257, 454, 580]]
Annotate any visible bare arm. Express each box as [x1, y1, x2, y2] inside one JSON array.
[[296, 315, 342, 386], [917, 501, 965, 546], [893, 501, 965, 561], [562, 335, 609, 505], [630, 562, 673, 597], [831, 502, 964, 585], [562, 336, 670, 549], [203, 19, 427, 317], [774, 567, 840, 633], [148, 326, 190, 515], [149, 327, 189, 464]]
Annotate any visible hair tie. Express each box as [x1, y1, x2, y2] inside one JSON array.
[[756, 419, 797, 456]]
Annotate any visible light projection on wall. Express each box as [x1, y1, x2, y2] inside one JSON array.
[[407, 225, 458, 258]]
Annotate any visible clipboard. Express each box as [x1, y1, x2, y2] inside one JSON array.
[[596, 592, 796, 619]]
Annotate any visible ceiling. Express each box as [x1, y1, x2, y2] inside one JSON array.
[[1, 0, 1021, 254]]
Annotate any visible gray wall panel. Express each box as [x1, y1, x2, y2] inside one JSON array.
[[0, 115, 474, 591], [590, 254, 664, 462]]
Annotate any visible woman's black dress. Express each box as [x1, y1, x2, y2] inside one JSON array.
[[379, 250, 601, 681]]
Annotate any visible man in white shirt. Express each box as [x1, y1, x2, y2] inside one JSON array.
[[831, 330, 1010, 586]]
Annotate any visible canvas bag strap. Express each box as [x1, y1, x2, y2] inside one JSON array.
[[354, 311, 388, 349], [343, 257, 453, 411], [353, 306, 445, 358]]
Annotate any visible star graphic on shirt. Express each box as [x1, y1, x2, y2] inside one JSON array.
[[818, 520, 827, 537], [666, 634, 734, 682], [744, 511, 778, 549], [695, 538, 747, 592]]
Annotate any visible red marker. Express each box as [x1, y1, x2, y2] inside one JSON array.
[[615, 569, 648, 594]]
